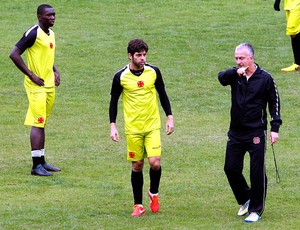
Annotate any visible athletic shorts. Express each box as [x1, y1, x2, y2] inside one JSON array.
[[286, 7, 300, 35], [126, 129, 161, 161], [24, 89, 55, 128]]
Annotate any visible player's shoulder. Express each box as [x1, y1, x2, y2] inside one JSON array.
[[115, 65, 129, 74], [113, 65, 129, 80], [145, 63, 161, 76], [24, 24, 39, 37], [16, 25, 39, 51], [48, 28, 55, 35], [255, 66, 277, 86], [258, 67, 273, 79], [145, 63, 159, 71], [254, 64, 272, 77]]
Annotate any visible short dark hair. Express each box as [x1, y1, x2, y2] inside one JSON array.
[[127, 39, 148, 56], [37, 4, 53, 15]]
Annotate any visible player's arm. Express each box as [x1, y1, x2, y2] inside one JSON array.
[[218, 67, 238, 86], [267, 76, 282, 143], [154, 67, 174, 135], [53, 65, 60, 86], [165, 115, 174, 135], [109, 73, 122, 141], [9, 46, 44, 86], [9, 28, 44, 86]]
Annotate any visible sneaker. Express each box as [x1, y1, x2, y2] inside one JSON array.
[[244, 212, 261, 223], [148, 189, 160, 213], [131, 204, 145, 217], [31, 164, 52, 176], [238, 199, 250, 216], [43, 162, 61, 172], [281, 63, 300, 72]]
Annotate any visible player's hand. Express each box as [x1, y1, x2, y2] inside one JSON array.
[[166, 115, 174, 135], [110, 123, 120, 142], [30, 73, 44, 86], [55, 71, 60, 86], [270, 131, 279, 144], [237, 66, 248, 77], [274, 0, 280, 11]]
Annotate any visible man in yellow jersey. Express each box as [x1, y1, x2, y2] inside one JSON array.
[[274, 0, 300, 71], [109, 39, 174, 217], [10, 4, 61, 176]]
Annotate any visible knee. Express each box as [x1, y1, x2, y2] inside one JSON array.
[[151, 163, 161, 171], [149, 157, 161, 171], [132, 160, 144, 172], [224, 164, 244, 179], [224, 163, 236, 176], [224, 165, 230, 175]]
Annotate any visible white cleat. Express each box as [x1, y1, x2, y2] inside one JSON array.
[[237, 199, 250, 216], [244, 212, 261, 223]]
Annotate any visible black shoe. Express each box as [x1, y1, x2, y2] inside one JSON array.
[[42, 162, 61, 172], [31, 164, 52, 176]]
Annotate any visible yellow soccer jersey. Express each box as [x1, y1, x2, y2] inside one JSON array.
[[284, 0, 300, 10], [16, 24, 56, 92], [109, 64, 172, 135], [121, 65, 161, 134]]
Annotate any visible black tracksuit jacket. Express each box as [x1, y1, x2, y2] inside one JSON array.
[[218, 64, 282, 134]]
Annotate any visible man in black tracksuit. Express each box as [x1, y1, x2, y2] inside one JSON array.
[[218, 43, 282, 223]]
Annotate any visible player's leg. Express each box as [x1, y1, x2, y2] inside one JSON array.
[[282, 34, 300, 71], [30, 126, 45, 150], [25, 90, 51, 176], [224, 133, 250, 213], [127, 133, 146, 216], [131, 160, 144, 204], [145, 129, 161, 213], [148, 157, 161, 193], [281, 9, 300, 71], [41, 91, 61, 172], [147, 157, 161, 213], [291, 33, 300, 66], [246, 131, 267, 221], [30, 127, 45, 169]]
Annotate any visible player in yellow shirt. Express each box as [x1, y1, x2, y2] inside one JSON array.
[[109, 39, 174, 217], [274, 0, 300, 71], [10, 4, 61, 176]]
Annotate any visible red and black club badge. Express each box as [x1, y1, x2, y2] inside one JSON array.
[[137, 81, 144, 88], [253, 137, 260, 144]]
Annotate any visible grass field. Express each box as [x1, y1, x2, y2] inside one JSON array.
[[1, 0, 300, 229]]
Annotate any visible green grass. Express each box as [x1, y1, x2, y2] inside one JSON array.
[[1, 0, 299, 229]]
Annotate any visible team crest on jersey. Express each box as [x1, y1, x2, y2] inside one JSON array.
[[38, 117, 45, 124], [129, 151, 135, 158], [50, 42, 53, 49], [253, 137, 260, 144], [137, 81, 144, 88]]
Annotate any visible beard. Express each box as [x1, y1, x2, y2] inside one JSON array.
[[131, 59, 145, 70]]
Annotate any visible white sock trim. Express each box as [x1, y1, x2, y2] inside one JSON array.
[[148, 190, 158, 197], [31, 150, 42, 157]]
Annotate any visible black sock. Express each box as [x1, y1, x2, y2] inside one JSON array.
[[41, 156, 46, 165], [292, 33, 300, 65], [131, 171, 143, 205], [149, 167, 161, 194], [32, 157, 41, 169]]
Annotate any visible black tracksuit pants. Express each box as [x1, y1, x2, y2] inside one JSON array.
[[224, 130, 267, 216]]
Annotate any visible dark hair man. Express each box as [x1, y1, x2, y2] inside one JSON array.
[[109, 39, 174, 217], [10, 4, 61, 176]]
